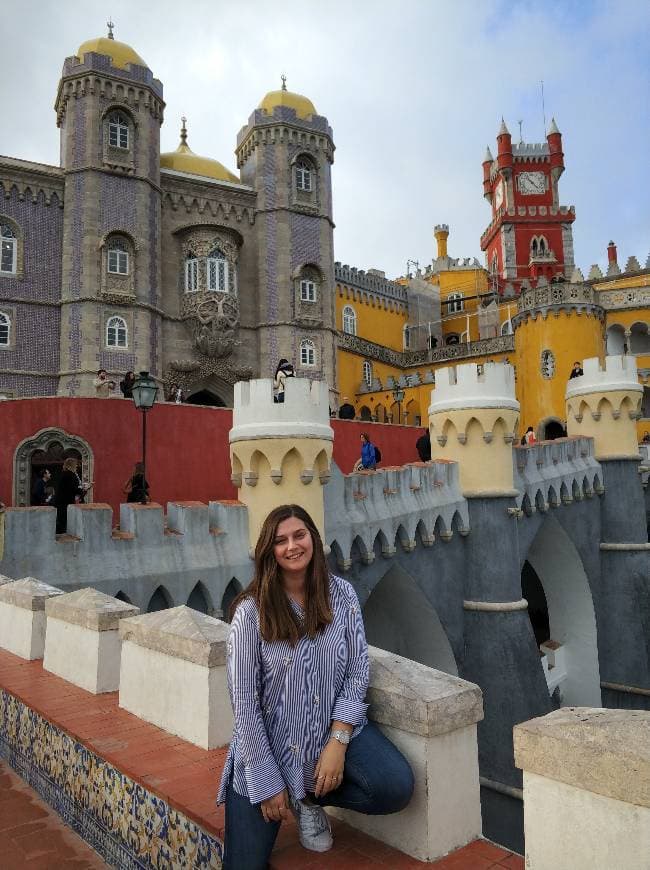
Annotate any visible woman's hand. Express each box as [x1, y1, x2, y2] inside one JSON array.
[[260, 788, 289, 823], [314, 739, 346, 797]]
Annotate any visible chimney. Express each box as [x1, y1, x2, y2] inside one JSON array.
[[607, 241, 617, 265]]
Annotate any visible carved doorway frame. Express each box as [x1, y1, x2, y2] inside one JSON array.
[[13, 427, 95, 507]]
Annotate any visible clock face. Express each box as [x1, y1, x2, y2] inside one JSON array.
[[494, 181, 504, 208], [518, 171, 546, 195]]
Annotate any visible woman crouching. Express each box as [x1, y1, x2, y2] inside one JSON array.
[[217, 504, 414, 868]]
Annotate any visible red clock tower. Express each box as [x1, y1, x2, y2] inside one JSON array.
[[480, 118, 576, 295]]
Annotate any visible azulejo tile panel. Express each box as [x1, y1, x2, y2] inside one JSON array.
[[0, 689, 223, 869]]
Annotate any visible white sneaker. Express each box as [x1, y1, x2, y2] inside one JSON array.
[[289, 795, 334, 852]]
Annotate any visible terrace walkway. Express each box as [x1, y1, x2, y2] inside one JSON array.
[[0, 650, 523, 870]]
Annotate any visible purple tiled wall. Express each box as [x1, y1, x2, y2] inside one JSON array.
[[99, 176, 138, 236], [290, 213, 321, 273]]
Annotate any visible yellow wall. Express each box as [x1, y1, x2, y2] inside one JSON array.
[[336, 284, 407, 350], [514, 310, 604, 434]]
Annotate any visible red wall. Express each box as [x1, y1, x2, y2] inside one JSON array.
[[0, 398, 425, 516]]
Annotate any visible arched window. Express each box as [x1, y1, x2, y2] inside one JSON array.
[[447, 292, 464, 314], [295, 159, 313, 192], [108, 112, 129, 149], [501, 319, 513, 336], [300, 339, 316, 366], [342, 305, 357, 335], [531, 238, 538, 257], [106, 315, 128, 348], [185, 255, 199, 292], [207, 247, 229, 293], [403, 325, 411, 350], [107, 238, 129, 275], [363, 360, 372, 388], [0, 311, 10, 346], [539, 237, 546, 254], [1, 224, 17, 274]]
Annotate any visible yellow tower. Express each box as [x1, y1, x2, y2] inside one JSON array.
[[434, 224, 450, 259], [565, 356, 643, 459], [513, 276, 604, 439], [229, 378, 334, 548], [428, 362, 519, 496]]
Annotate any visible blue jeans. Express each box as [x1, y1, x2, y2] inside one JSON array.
[[222, 722, 414, 870]]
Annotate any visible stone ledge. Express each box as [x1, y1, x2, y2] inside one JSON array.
[[45, 587, 139, 630], [366, 646, 483, 738], [119, 605, 229, 667], [0, 577, 63, 611], [514, 707, 650, 809]]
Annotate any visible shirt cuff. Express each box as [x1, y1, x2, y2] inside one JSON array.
[[332, 696, 369, 725], [244, 758, 286, 804]]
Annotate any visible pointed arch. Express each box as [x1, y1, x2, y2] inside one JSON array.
[[114, 590, 133, 604], [221, 577, 243, 622], [187, 581, 213, 615], [147, 586, 172, 612]]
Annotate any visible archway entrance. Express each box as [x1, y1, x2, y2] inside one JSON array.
[[540, 418, 565, 440], [186, 389, 226, 407], [363, 563, 458, 674], [13, 428, 94, 507], [524, 513, 601, 706]]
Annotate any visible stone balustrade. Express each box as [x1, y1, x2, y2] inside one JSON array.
[[44, 588, 139, 693], [0, 576, 63, 659], [515, 707, 650, 870], [118, 605, 232, 749]]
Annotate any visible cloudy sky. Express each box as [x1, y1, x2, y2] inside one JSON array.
[[2, 0, 648, 279]]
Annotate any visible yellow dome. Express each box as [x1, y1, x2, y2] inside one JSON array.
[[77, 36, 147, 70], [160, 120, 240, 184], [259, 80, 317, 120]]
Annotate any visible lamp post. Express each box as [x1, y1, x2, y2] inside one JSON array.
[[392, 386, 405, 425], [131, 371, 159, 504]]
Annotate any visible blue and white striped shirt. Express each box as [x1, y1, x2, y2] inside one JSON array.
[[217, 574, 369, 805]]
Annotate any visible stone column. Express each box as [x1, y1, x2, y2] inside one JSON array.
[[566, 356, 650, 709], [118, 605, 232, 749], [330, 646, 484, 862], [229, 377, 333, 548], [430, 362, 551, 849], [44, 588, 139, 693], [515, 708, 650, 870], [0, 577, 63, 660]]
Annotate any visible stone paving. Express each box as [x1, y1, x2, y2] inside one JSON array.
[[0, 649, 523, 869]]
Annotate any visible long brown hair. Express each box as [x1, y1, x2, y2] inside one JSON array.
[[230, 504, 333, 645]]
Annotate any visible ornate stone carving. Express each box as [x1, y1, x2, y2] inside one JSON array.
[[337, 331, 515, 369], [598, 287, 650, 311], [182, 291, 239, 358], [163, 358, 253, 401]]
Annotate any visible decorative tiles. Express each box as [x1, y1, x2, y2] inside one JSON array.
[[0, 689, 223, 869]]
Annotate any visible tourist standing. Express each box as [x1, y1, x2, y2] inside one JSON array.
[[93, 369, 116, 397], [338, 397, 355, 420], [273, 358, 295, 403], [569, 361, 584, 379], [523, 426, 537, 445], [54, 457, 89, 533], [31, 468, 53, 506], [123, 462, 150, 504], [218, 504, 413, 869], [120, 371, 136, 398], [358, 432, 378, 470]]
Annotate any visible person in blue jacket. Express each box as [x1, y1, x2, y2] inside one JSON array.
[[359, 432, 377, 470]]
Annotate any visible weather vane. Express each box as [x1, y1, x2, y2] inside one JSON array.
[[281, 74, 287, 92], [107, 19, 115, 39]]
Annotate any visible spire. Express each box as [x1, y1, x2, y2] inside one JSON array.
[[180, 116, 188, 146], [106, 18, 115, 39], [548, 117, 560, 135], [498, 117, 509, 136], [483, 145, 494, 162], [281, 74, 287, 92]]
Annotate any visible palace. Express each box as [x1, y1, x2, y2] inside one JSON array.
[[0, 27, 649, 437]]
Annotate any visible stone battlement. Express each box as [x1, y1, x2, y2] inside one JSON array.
[[429, 362, 519, 412], [514, 437, 602, 514], [230, 377, 333, 442], [566, 355, 643, 400], [0, 501, 252, 616]]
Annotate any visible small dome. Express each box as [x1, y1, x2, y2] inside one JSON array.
[[160, 119, 240, 185], [77, 36, 147, 70], [259, 77, 316, 120]]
